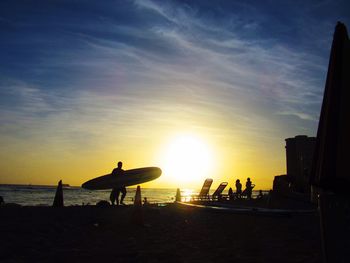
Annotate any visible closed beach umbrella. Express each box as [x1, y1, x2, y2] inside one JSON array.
[[310, 22, 350, 263], [53, 180, 64, 207], [310, 22, 350, 193]]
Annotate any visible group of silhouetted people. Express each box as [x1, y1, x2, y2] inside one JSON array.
[[228, 177, 256, 200]]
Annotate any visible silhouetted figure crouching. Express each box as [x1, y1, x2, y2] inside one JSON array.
[[228, 187, 234, 201], [143, 197, 149, 206], [110, 161, 127, 205]]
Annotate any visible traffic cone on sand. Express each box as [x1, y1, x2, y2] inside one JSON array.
[[175, 188, 181, 202], [131, 185, 144, 225]]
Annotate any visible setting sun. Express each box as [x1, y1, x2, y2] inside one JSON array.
[[159, 134, 216, 185]]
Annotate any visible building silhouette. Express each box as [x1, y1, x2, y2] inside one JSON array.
[[285, 135, 316, 193]]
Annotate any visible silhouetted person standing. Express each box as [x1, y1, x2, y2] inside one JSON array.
[[235, 179, 242, 199], [110, 161, 127, 205], [245, 178, 255, 200]]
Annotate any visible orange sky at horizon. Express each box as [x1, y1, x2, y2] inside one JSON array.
[[0, 128, 288, 190]]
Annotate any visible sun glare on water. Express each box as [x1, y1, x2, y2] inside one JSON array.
[[159, 134, 216, 185]]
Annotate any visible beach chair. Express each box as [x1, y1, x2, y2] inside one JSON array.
[[194, 178, 213, 201], [212, 182, 228, 201]]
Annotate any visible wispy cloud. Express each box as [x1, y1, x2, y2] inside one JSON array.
[[0, 1, 328, 140]]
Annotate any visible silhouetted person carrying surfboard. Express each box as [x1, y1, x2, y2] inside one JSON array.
[[110, 161, 127, 205]]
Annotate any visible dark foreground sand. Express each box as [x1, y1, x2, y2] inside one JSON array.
[[0, 203, 321, 263]]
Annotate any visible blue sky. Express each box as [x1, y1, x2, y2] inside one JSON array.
[[1, 0, 350, 186]]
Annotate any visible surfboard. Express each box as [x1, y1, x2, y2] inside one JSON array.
[[82, 167, 162, 190]]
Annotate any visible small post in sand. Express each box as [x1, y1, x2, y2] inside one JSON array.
[[131, 185, 144, 225], [53, 180, 64, 207]]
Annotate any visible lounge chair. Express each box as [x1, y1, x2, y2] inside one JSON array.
[[192, 178, 213, 201], [212, 182, 228, 201]]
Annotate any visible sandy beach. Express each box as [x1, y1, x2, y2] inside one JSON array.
[[0, 203, 321, 263]]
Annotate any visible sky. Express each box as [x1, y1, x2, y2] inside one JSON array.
[[1, 0, 350, 189]]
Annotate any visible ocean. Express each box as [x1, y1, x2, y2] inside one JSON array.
[[0, 185, 181, 206], [0, 185, 265, 206]]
